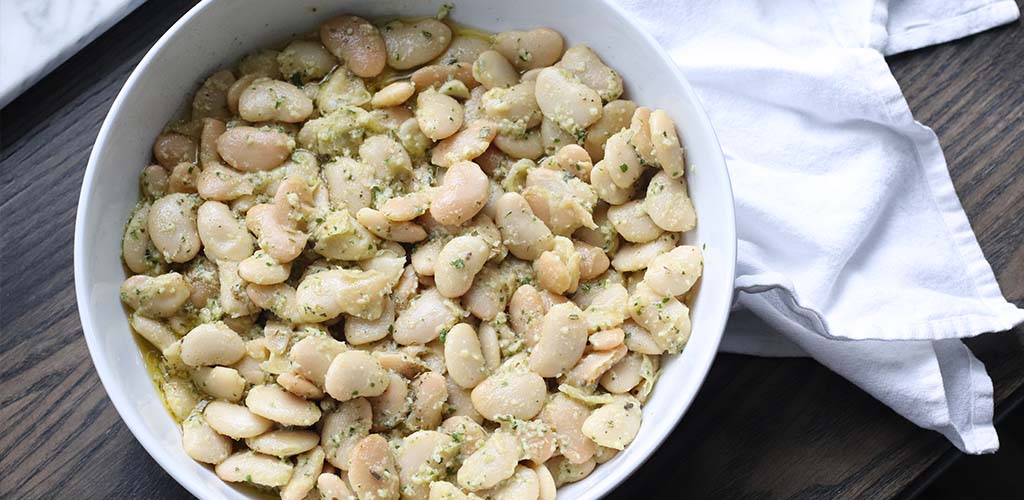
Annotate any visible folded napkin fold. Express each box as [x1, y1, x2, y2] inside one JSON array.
[[617, 0, 1024, 453]]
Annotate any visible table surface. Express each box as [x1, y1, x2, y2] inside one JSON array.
[[2, 1, 1023, 499]]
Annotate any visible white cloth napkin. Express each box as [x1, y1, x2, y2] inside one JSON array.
[[617, 0, 1024, 453]]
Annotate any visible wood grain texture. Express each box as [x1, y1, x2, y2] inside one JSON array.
[[1, 1, 1022, 499]]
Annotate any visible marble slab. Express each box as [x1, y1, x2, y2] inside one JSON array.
[[1, 0, 146, 107]]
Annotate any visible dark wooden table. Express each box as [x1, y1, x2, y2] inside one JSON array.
[[2, 1, 1023, 498]]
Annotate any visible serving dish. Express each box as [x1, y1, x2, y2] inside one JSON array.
[[74, 0, 736, 498]]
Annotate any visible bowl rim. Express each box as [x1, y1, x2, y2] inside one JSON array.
[[74, 0, 736, 498]]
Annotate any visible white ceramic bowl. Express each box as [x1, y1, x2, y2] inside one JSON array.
[[75, 0, 736, 498]]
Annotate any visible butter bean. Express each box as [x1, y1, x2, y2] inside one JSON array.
[[444, 323, 487, 389], [585, 100, 637, 161], [589, 160, 631, 205], [601, 131, 642, 189], [611, 233, 677, 272], [348, 434, 400, 500], [528, 303, 588, 377], [411, 63, 478, 91], [278, 40, 337, 83], [494, 28, 564, 70], [148, 193, 202, 263], [369, 372, 410, 431], [356, 207, 427, 243], [320, 15, 386, 78], [321, 398, 372, 470], [644, 245, 703, 296], [382, 19, 452, 70], [457, 431, 520, 491], [216, 126, 292, 172], [645, 170, 697, 232], [204, 400, 274, 439], [281, 447, 325, 500], [394, 287, 462, 345], [120, 272, 190, 318], [628, 282, 691, 354], [649, 109, 686, 178], [215, 450, 293, 487], [372, 81, 415, 108], [153, 133, 196, 169], [325, 350, 390, 401], [180, 321, 245, 367], [600, 351, 644, 393], [408, 371, 449, 431], [435, 236, 490, 298], [395, 431, 458, 499], [539, 393, 595, 463], [555, 46, 623, 102], [191, 366, 245, 401], [239, 78, 313, 123], [196, 201, 254, 262], [182, 413, 232, 464], [192, 70, 235, 121], [471, 358, 546, 421], [417, 89, 464, 141], [238, 250, 291, 285], [581, 395, 642, 450], [317, 67, 372, 111], [246, 430, 320, 458], [245, 384, 322, 426], [430, 161, 489, 226], [495, 192, 554, 260], [607, 200, 664, 243], [534, 68, 602, 134], [472, 50, 519, 89], [431, 120, 498, 167]]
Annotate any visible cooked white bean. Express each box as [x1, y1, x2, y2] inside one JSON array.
[[540, 144, 592, 181], [216, 126, 292, 172], [396, 430, 458, 499], [128, 313, 177, 352], [294, 266, 396, 322], [182, 413, 233, 464], [429, 481, 476, 500], [196, 201, 254, 262], [120, 272, 190, 318], [226, 74, 258, 115], [317, 67, 372, 111], [394, 287, 462, 345], [645, 245, 703, 296], [278, 40, 337, 83], [238, 250, 291, 285], [431, 161, 489, 226], [611, 233, 677, 272], [215, 450, 294, 487], [321, 398, 372, 469], [180, 321, 245, 366], [431, 120, 498, 167], [482, 81, 542, 131], [588, 327, 625, 351], [372, 81, 415, 108], [585, 100, 637, 161], [539, 393, 595, 463], [239, 78, 313, 123], [204, 400, 274, 439], [417, 89, 464, 141], [369, 371, 411, 431], [486, 465, 540, 500], [471, 361, 546, 420], [153, 133, 196, 169], [600, 352, 644, 393], [509, 284, 546, 347], [324, 350, 390, 401], [382, 18, 452, 70], [627, 107, 658, 165], [246, 429, 320, 458], [621, 320, 664, 355], [280, 446, 326, 500], [344, 295, 396, 345], [411, 62, 477, 91], [381, 189, 433, 222], [348, 434, 400, 500], [245, 384, 322, 426], [607, 200, 664, 243], [564, 343, 627, 388], [645, 170, 697, 232], [148, 193, 201, 263], [122, 204, 164, 275], [472, 50, 519, 89], [140, 164, 168, 199], [494, 129, 543, 160], [218, 259, 260, 317], [318, 473, 356, 500], [359, 134, 412, 177], [581, 395, 642, 450], [649, 109, 686, 178], [435, 236, 490, 298], [167, 162, 198, 194], [528, 302, 588, 377], [407, 371, 449, 431], [574, 240, 610, 282], [457, 431, 521, 491], [494, 28, 564, 70], [534, 67, 603, 134], [545, 456, 595, 486], [444, 323, 487, 389], [193, 69, 235, 121], [589, 161, 632, 206], [540, 117, 576, 156], [629, 282, 691, 354], [320, 15, 386, 78], [191, 366, 245, 401], [602, 131, 642, 189], [495, 192, 555, 260], [535, 464, 557, 500], [555, 46, 623, 102]]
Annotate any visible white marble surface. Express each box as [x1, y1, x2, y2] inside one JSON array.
[[0, 0, 146, 107]]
